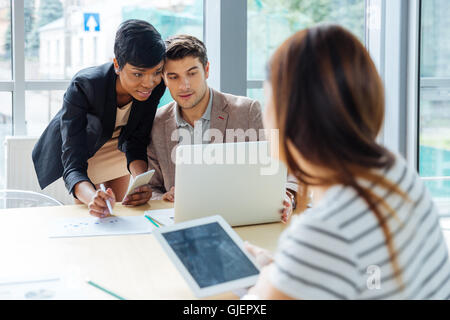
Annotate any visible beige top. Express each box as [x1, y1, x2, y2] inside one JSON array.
[[112, 101, 133, 138], [87, 101, 133, 185]]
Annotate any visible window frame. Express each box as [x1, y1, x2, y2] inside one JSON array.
[[406, 0, 421, 172], [0, 0, 71, 136]]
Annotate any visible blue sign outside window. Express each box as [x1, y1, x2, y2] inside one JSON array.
[[84, 13, 100, 32]]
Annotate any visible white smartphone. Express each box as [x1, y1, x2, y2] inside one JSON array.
[[124, 170, 155, 198]]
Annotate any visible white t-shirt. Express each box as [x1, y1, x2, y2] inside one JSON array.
[[270, 153, 450, 299]]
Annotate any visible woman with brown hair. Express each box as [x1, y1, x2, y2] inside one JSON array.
[[243, 24, 450, 299]]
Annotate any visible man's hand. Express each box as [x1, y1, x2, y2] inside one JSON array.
[[162, 186, 175, 202], [280, 191, 294, 223]]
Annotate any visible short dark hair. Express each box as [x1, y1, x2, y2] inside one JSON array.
[[165, 35, 208, 67], [114, 19, 166, 70]]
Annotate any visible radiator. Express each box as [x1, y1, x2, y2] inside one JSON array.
[[4, 136, 74, 205]]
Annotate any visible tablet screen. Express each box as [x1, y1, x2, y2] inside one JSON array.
[[161, 222, 259, 288]]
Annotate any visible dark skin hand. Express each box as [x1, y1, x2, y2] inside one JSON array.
[[74, 160, 153, 217], [122, 184, 153, 206]]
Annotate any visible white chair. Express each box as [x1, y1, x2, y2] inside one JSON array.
[[4, 136, 74, 205], [0, 189, 63, 209]]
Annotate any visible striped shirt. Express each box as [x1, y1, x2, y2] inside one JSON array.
[[270, 153, 450, 299]]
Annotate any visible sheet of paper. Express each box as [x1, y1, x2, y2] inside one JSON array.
[[0, 275, 121, 300], [145, 208, 175, 226], [48, 215, 156, 238], [0, 276, 83, 300]]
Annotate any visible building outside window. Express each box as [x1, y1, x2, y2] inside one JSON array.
[[247, 0, 366, 106]]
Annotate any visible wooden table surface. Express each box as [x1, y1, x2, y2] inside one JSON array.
[[0, 200, 286, 300]]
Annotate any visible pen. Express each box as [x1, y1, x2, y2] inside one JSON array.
[[87, 280, 126, 300], [100, 183, 113, 215], [145, 215, 160, 228]]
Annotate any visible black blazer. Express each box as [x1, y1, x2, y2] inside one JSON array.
[[32, 62, 166, 195]]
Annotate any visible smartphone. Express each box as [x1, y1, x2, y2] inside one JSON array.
[[124, 170, 155, 197]]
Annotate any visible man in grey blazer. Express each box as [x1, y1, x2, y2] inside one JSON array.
[[147, 35, 298, 222]]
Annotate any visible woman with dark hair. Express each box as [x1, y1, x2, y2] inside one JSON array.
[[32, 19, 166, 217], [243, 24, 450, 299]]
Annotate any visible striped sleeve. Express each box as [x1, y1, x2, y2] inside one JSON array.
[[270, 215, 364, 300]]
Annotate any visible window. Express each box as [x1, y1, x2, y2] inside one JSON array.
[[247, 0, 366, 106], [0, 0, 204, 189], [0, 0, 11, 188], [21, 0, 203, 137], [25, 0, 203, 80], [25, 90, 64, 136], [419, 0, 450, 215]]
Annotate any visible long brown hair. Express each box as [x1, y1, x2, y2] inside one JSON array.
[[268, 24, 407, 287]]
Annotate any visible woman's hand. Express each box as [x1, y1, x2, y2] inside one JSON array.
[[246, 264, 295, 300], [244, 241, 274, 268], [88, 187, 116, 218], [162, 186, 175, 202], [242, 243, 293, 299], [122, 184, 152, 206]]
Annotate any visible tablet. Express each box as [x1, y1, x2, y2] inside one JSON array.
[[153, 215, 260, 298], [124, 170, 155, 197]]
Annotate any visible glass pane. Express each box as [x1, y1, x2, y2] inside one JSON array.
[[420, 0, 450, 78], [0, 0, 11, 80], [25, 0, 203, 80], [419, 0, 450, 215], [0, 92, 12, 189], [26, 90, 64, 136], [419, 90, 450, 214], [247, 0, 366, 80]]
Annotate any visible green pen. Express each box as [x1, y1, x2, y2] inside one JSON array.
[[87, 280, 126, 300], [145, 215, 160, 228]]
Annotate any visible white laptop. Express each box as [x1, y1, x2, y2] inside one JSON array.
[[174, 141, 287, 226]]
